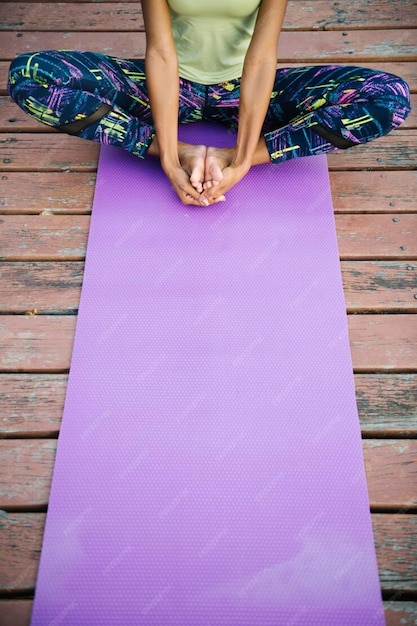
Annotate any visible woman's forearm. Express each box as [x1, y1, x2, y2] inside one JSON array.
[[233, 56, 278, 169], [141, 0, 181, 171], [145, 51, 180, 171], [233, 0, 288, 170]]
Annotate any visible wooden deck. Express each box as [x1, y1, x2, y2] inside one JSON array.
[[0, 1, 417, 624]]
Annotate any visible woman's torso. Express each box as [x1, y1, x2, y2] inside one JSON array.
[[167, 0, 262, 84]]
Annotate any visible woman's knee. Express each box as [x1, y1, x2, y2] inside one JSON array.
[[365, 70, 411, 131], [8, 52, 33, 100], [7, 50, 79, 128], [7, 51, 51, 102], [384, 73, 411, 129], [339, 70, 412, 143]]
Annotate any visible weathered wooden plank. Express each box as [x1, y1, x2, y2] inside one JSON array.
[[0, 513, 44, 595], [0, 262, 84, 312], [2, 261, 417, 314], [0, 172, 96, 214], [385, 603, 417, 626], [3, 94, 416, 133], [2, 1, 417, 32], [0, 1, 145, 32], [364, 441, 417, 509], [1, 62, 416, 99], [0, 216, 90, 261], [336, 214, 417, 260], [1, 31, 146, 61], [0, 439, 416, 509], [373, 515, 417, 594], [342, 261, 417, 312], [1, 171, 416, 215], [1, 373, 416, 437], [4, 0, 137, 2], [0, 134, 100, 171], [0, 315, 76, 372], [0, 440, 55, 507], [0, 374, 67, 436], [296, 0, 417, 31], [374, 515, 417, 594], [2, 215, 417, 261], [0, 314, 416, 373], [1, 131, 415, 172], [349, 314, 417, 373], [355, 374, 417, 435], [4, 0, 134, 2], [329, 171, 417, 213], [327, 131, 417, 170], [2, 30, 416, 63], [403, 93, 416, 127], [0, 600, 32, 626]]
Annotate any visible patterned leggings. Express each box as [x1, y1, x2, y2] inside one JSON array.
[[7, 50, 411, 163]]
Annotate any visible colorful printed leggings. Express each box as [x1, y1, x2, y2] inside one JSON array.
[[7, 50, 411, 163]]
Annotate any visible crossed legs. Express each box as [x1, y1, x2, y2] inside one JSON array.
[[8, 52, 411, 199]]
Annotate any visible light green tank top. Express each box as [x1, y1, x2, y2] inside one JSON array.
[[167, 0, 261, 84]]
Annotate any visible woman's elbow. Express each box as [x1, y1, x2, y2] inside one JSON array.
[[145, 44, 178, 67]]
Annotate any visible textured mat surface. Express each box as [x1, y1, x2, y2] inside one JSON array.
[[31, 124, 384, 625]]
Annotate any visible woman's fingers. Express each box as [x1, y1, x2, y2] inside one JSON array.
[[182, 191, 204, 206], [179, 189, 226, 206], [166, 165, 227, 206], [176, 175, 224, 206], [168, 168, 203, 205]]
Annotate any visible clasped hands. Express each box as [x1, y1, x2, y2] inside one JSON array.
[[164, 143, 250, 207]]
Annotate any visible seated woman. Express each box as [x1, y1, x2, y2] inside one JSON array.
[[7, 0, 411, 206]]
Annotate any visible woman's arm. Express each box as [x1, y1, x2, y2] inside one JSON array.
[[235, 0, 288, 169], [141, 0, 179, 170], [204, 0, 288, 200], [141, 0, 202, 204]]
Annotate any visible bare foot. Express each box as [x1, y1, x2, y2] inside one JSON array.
[[204, 147, 235, 190], [178, 142, 207, 193]]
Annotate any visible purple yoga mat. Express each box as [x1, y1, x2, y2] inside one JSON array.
[[31, 123, 384, 625]]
